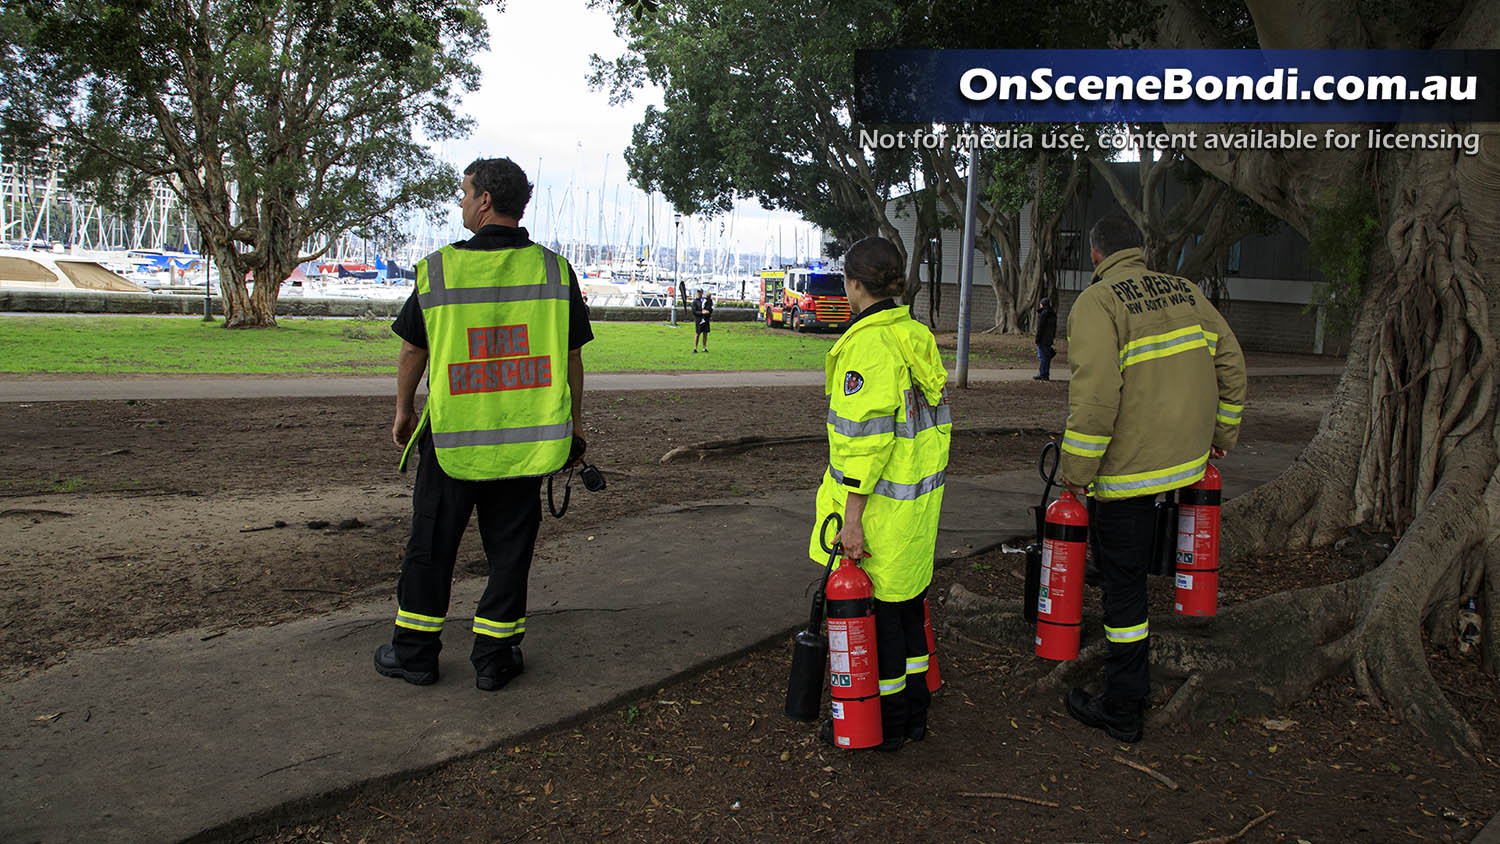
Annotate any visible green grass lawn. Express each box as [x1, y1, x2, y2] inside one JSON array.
[[0, 315, 1005, 375]]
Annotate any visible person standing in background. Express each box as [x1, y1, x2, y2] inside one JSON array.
[[1034, 296, 1057, 381], [692, 289, 713, 353]]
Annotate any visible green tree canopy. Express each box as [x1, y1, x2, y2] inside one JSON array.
[[591, 0, 915, 248], [4, 0, 490, 327]]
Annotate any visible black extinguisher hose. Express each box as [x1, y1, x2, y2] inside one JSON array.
[[812, 511, 844, 625], [1023, 442, 1062, 626], [1035, 441, 1061, 543], [784, 512, 845, 723]]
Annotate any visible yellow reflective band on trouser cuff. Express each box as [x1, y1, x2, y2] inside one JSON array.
[[433, 421, 574, 449], [1062, 429, 1110, 458], [395, 610, 445, 632], [1092, 452, 1209, 498], [879, 676, 908, 696], [905, 655, 930, 675], [473, 616, 526, 639], [1105, 621, 1149, 643], [827, 467, 946, 501], [1119, 325, 1209, 370]]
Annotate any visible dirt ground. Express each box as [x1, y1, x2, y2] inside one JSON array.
[[2, 356, 1496, 843]]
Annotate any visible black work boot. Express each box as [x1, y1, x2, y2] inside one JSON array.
[[906, 709, 928, 742], [1065, 687, 1143, 743], [374, 644, 438, 686], [475, 645, 524, 691]]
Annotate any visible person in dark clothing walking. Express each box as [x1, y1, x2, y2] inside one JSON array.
[[1034, 297, 1057, 380]]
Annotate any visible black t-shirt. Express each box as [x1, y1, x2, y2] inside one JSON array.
[[391, 225, 594, 351]]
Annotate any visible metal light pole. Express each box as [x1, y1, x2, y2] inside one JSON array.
[[202, 253, 213, 322], [956, 150, 979, 389], [671, 212, 680, 326]]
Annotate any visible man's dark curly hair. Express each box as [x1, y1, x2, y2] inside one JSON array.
[[1088, 213, 1143, 258], [465, 157, 532, 219]]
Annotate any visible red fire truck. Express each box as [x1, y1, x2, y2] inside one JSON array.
[[758, 266, 851, 332]]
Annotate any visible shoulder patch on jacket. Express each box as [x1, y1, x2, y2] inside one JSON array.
[[843, 370, 864, 395]]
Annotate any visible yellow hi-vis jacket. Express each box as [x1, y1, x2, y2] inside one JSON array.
[[1062, 248, 1248, 499], [809, 304, 952, 601], [398, 243, 574, 480]]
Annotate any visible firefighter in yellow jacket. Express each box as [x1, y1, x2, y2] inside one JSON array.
[[1060, 214, 1247, 742], [809, 236, 952, 751]]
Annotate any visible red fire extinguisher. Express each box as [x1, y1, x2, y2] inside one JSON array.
[[826, 553, 883, 749], [921, 598, 941, 692], [1036, 489, 1089, 661], [1174, 464, 1221, 616]]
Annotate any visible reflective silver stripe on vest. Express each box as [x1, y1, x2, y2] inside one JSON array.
[[418, 246, 567, 309], [432, 420, 574, 449], [828, 466, 945, 500], [826, 402, 950, 439]]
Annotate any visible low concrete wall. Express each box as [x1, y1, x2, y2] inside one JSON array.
[[0, 290, 405, 318], [0, 290, 759, 323]]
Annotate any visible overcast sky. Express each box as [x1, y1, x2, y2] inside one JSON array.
[[432, 0, 816, 266]]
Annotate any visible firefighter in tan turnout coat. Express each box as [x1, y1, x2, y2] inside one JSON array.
[[1059, 214, 1247, 743]]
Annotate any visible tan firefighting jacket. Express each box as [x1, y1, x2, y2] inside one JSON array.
[[1061, 248, 1247, 499]]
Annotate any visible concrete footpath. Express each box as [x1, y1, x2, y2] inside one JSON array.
[[0, 365, 1342, 402], [0, 442, 1309, 844]]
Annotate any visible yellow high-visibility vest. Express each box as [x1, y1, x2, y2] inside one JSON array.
[[399, 244, 573, 479]]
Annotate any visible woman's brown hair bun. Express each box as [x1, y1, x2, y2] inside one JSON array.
[[844, 237, 904, 299]]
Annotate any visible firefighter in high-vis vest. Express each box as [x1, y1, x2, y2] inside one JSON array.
[[809, 236, 952, 751], [1060, 214, 1247, 742], [375, 157, 594, 692]]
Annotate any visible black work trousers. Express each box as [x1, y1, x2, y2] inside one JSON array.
[[873, 590, 933, 741], [1088, 494, 1155, 705], [392, 432, 543, 673]]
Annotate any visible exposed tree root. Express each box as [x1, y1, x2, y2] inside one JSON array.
[[945, 481, 1493, 761], [660, 428, 1052, 463], [659, 435, 822, 463]]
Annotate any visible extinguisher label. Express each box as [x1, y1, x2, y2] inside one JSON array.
[[829, 629, 848, 652], [1176, 572, 1194, 590], [1038, 597, 1052, 615], [831, 701, 845, 718], [1040, 565, 1052, 586], [831, 673, 852, 687], [830, 651, 850, 673], [1177, 512, 1196, 551]]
